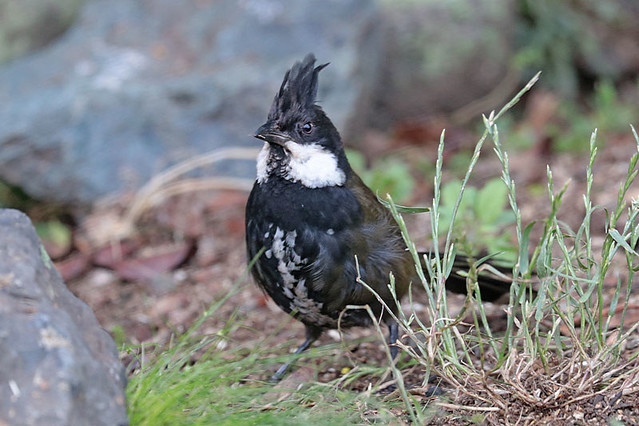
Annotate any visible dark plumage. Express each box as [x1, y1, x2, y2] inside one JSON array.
[[245, 54, 510, 380]]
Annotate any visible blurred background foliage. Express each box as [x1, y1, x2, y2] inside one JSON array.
[[0, 0, 85, 65], [515, 0, 637, 96], [0, 0, 637, 254]]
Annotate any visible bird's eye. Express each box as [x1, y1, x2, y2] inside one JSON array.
[[301, 122, 314, 134]]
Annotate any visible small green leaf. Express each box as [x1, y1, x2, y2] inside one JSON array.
[[441, 180, 462, 207], [609, 229, 639, 256], [377, 195, 430, 213], [578, 282, 596, 303], [475, 179, 508, 224], [35, 220, 71, 248], [519, 222, 536, 274], [536, 239, 549, 277], [345, 149, 366, 171]]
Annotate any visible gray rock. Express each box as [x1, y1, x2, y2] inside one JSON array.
[[0, 0, 85, 65], [373, 0, 515, 126], [0, 209, 127, 426], [0, 0, 380, 203]]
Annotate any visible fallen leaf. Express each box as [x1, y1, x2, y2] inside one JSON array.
[[93, 239, 140, 268], [54, 252, 91, 281], [113, 241, 194, 281]]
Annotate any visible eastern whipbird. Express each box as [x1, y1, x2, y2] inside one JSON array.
[[245, 54, 511, 381]]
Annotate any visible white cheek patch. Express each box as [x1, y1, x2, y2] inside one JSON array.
[[256, 142, 270, 184], [284, 142, 346, 188]]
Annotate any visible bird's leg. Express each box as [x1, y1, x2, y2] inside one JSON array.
[[387, 320, 399, 360], [387, 321, 444, 396], [270, 325, 322, 382]]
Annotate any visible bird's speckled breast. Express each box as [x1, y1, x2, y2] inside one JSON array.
[[258, 224, 337, 327]]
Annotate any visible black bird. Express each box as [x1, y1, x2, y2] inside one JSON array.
[[245, 54, 510, 380]]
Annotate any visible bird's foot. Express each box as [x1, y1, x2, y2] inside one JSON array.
[[269, 362, 292, 383]]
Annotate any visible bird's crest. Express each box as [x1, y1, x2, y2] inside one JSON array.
[[268, 54, 329, 121]]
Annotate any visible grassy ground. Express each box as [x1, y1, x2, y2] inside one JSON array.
[[120, 75, 639, 424]]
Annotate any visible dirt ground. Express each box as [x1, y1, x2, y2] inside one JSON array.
[[54, 117, 639, 424]]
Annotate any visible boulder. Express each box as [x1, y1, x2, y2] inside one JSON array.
[[0, 209, 127, 426], [0, 0, 380, 203], [372, 0, 516, 126]]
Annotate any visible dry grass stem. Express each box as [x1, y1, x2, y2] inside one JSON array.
[[126, 147, 258, 227]]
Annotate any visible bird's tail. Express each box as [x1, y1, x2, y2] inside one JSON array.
[[418, 253, 514, 302]]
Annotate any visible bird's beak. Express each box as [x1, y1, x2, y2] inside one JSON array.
[[254, 123, 288, 147]]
